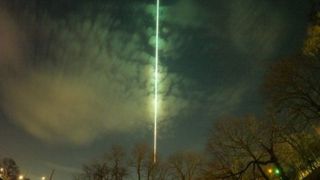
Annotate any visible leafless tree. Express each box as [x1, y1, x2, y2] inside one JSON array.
[[75, 145, 128, 180], [108, 145, 128, 180], [264, 55, 320, 126], [167, 151, 203, 180], [131, 142, 149, 180], [264, 53, 320, 174], [0, 158, 20, 180], [74, 161, 110, 180], [206, 115, 289, 180]]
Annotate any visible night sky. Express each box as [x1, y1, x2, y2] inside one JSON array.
[[0, 0, 311, 179]]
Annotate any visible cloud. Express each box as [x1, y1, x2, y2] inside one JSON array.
[[206, 84, 248, 117], [227, 0, 287, 58], [160, 0, 287, 60], [144, 0, 208, 28], [165, 0, 206, 27], [0, 2, 260, 145], [0, 14, 189, 145], [0, 8, 25, 71]]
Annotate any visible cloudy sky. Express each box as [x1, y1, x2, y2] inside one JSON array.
[[0, 0, 311, 179]]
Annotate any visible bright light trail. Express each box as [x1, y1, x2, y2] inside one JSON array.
[[153, 0, 160, 163]]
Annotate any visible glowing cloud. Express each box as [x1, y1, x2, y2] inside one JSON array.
[[0, 14, 188, 145]]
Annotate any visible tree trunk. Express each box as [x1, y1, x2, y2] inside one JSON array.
[[257, 164, 269, 180]]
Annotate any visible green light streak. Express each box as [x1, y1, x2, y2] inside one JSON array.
[[153, 0, 160, 163]]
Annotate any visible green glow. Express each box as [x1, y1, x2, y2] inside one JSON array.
[[275, 168, 280, 175], [153, 0, 160, 163]]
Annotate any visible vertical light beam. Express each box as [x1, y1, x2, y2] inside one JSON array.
[[153, 0, 160, 163]]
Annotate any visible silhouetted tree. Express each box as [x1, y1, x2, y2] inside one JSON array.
[[132, 145, 168, 180], [206, 115, 290, 180], [167, 151, 203, 180], [131, 142, 148, 180], [76, 162, 110, 180], [264, 55, 320, 125], [108, 145, 128, 180], [83, 162, 110, 180], [74, 145, 128, 180], [130, 142, 167, 180], [264, 53, 320, 175], [0, 158, 20, 180]]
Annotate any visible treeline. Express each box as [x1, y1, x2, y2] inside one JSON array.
[[74, 144, 203, 180]]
